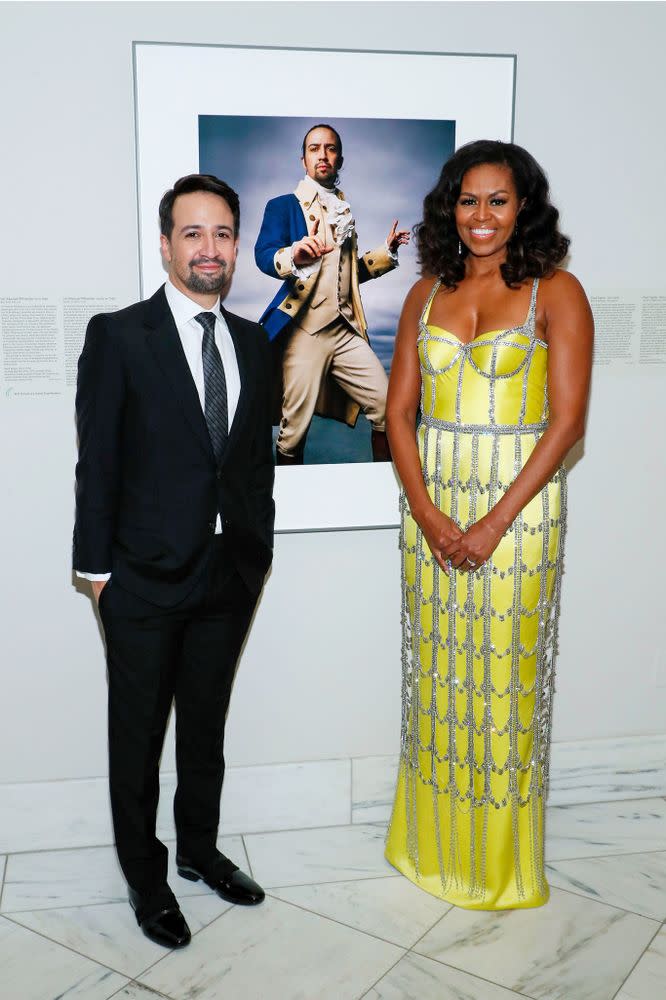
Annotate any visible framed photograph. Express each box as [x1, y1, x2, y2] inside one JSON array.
[[133, 43, 516, 531]]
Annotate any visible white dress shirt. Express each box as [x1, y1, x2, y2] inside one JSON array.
[[78, 280, 241, 581], [164, 279, 241, 429]]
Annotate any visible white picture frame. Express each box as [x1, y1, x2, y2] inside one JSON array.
[[133, 42, 516, 532]]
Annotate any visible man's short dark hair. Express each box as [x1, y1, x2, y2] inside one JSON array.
[[159, 174, 240, 239]]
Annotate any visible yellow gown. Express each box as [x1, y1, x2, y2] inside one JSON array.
[[385, 277, 565, 910]]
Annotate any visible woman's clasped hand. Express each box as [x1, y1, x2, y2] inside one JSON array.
[[417, 503, 503, 573]]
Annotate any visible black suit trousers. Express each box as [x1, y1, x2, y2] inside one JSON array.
[[99, 535, 257, 893]]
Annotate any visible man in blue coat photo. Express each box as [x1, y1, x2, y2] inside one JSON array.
[[254, 123, 409, 464]]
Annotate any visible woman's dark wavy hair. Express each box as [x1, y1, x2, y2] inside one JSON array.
[[416, 140, 569, 288]]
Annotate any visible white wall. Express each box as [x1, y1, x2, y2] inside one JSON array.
[[0, 1, 664, 785]]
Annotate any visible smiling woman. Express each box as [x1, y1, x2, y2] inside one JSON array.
[[419, 140, 570, 293], [384, 140, 594, 910]]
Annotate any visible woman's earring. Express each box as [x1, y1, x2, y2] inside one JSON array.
[[458, 240, 462, 256]]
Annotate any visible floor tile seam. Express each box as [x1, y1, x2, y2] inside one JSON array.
[[0, 878, 402, 915], [4, 848, 662, 901], [548, 794, 666, 810], [1, 898, 131, 916], [262, 871, 398, 891], [545, 883, 665, 922], [105, 978, 173, 1000], [262, 872, 400, 892], [2, 900, 231, 982], [0, 878, 400, 913], [547, 849, 666, 864], [2, 841, 117, 858], [219, 817, 362, 837], [546, 847, 666, 863], [401, 905, 451, 954], [3, 793, 666, 856], [7, 806, 666, 857], [239, 833, 253, 878], [6, 806, 666, 859], [129, 905, 236, 987], [0, 855, 6, 910], [355, 948, 411, 999], [0, 910, 139, 979], [243, 819, 388, 840], [218, 796, 666, 838], [407, 946, 539, 999], [99, 979, 131, 1000], [237, 801, 666, 840], [608, 920, 666, 1000], [0, 819, 384, 857], [1, 832, 248, 859], [264, 890, 414, 952]]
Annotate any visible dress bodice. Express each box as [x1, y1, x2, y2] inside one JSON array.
[[418, 278, 548, 428]]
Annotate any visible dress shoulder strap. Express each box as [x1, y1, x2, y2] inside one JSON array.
[[526, 278, 540, 330], [420, 279, 442, 327]]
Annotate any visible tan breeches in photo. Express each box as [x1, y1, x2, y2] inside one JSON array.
[[276, 318, 388, 457]]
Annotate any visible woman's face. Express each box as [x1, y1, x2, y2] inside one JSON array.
[[455, 162, 524, 261]]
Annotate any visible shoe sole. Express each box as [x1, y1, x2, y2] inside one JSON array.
[[177, 866, 264, 905], [177, 866, 201, 882]]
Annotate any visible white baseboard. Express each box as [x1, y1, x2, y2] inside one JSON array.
[[2, 734, 664, 854]]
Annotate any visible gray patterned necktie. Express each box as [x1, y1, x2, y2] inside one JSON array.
[[194, 311, 228, 462]]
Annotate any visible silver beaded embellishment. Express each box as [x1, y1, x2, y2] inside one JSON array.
[[392, 278, 566, 904]]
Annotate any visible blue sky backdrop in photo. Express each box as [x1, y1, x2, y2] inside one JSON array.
[[199, 114, 455, 372]]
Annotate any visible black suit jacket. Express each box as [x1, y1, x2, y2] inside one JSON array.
[[73, 285, 275, 606]]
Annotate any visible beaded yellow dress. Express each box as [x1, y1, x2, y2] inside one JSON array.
[[385, 278, 565, 909]]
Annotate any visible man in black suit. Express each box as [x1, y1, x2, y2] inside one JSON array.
[[74, 174, 275, 948]]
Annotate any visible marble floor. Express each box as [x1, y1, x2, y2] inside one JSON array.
[[1, 798, 665, 1000]]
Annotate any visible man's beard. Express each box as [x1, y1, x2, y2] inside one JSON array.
[[182, 259, 231, 295]]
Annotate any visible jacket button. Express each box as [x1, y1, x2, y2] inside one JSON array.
[[297, 283, 305, 290], [276, 261, 282, 270], [285, 302, 292, 309], [309, 214, 316, 221], [368, 258, 374, 265]]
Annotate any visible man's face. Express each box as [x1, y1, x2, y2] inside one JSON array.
[[301, 127, 341, 189], [160, 191, 238, 303]]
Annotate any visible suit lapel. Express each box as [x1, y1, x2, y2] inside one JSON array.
[[143, 287, 214, 463]]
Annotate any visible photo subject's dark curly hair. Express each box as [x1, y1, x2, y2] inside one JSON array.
[[416, 140, 570, 288]]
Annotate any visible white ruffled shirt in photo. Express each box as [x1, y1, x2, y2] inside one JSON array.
[[290, 176, 397, 278], [313, 179, 356, 245]]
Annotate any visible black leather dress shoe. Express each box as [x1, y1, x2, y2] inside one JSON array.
[[176, 852, 265, 905], [128, 886, 191, 948]]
